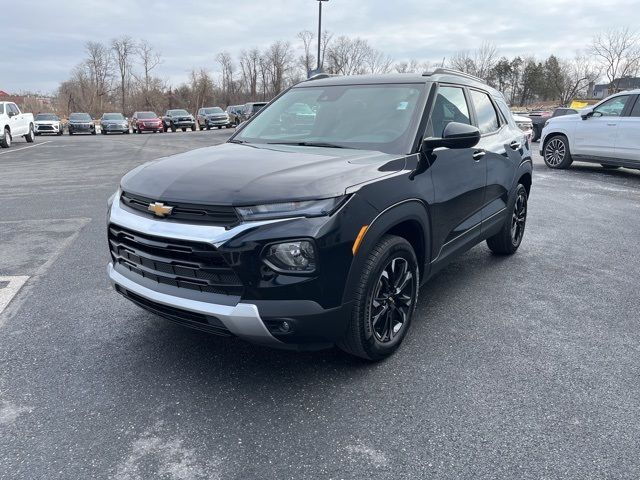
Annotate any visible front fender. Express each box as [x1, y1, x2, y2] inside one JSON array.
[[341, 199, 431, 304]]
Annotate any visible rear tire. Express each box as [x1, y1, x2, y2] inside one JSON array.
[[25, 124, 35, 143], [486, 184, 528, 255], [338, 235, 419, 361], [601, 164, 621, 170], [543, 135, 572, 169], [191, 125, 196, 131]]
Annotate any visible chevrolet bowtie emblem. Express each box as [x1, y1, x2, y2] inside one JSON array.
[[147, 202, 174, 217]]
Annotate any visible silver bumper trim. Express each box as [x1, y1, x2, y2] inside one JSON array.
[[109, 194, 295, 248], [108, 263, 282, 346]]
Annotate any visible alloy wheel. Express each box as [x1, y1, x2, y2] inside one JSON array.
[[544, 138, 566, 167], [511, 190, 527, 246], [369, 257, 415, 343]]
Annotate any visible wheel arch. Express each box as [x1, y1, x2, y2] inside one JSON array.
[[341, 199, 432, 304]]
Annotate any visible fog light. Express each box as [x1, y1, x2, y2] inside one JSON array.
[[264, 240, 316, 273], [280, 321, 291, 332]]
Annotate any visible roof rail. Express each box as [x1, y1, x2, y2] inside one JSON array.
[[423, 68, 485, 83]]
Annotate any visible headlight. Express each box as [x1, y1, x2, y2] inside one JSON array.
[[236, 196, 345, 221], [544, 120, 550, 128], [263, 240, 317, 273]]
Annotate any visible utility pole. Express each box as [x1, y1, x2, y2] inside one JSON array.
[[316, 0, 329, 73]]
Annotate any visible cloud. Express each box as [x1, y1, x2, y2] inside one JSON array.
[[1, 0, 637, 93]]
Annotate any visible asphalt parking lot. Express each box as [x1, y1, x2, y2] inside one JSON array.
[[1, 131, 639, 479]]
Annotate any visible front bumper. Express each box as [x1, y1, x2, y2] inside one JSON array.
[[102, 124, 129, 132], [35, 124, 61, 133], [138, 123, 162, 131], [108, 262, 283, 346]]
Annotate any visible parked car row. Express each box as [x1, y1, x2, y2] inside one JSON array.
[[23, 102, 270, 141]]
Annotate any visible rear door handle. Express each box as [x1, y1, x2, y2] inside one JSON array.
[[472, 150, 486, 161], [509, 141, 521, 150]]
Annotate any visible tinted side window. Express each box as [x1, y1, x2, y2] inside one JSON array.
[[630, 97, 640, 117], [430, 86, 471, 137], [8, 104, 20, 115], [594, 95, 629, 117], [470, 90, 500, 135]]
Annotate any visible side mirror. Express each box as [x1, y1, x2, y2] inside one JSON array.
[[8, 111, 15, 118], [580, 107, 594, 120], [423, 122, 481, 151]]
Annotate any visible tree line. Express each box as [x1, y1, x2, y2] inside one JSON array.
[[54, 27, 639, 117]]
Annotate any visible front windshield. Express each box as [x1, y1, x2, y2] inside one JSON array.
[[203, 107, 223, 114], [35, 114, 59, 121], [169, 109, 189, 116], [136, 112, 157, 119], [103, 113, 124, 120], [70, 113, 91, 121], [235, 83, 426, 154]]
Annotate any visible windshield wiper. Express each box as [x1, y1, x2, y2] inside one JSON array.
[[228, 139, 247, 144], [267, 141, 349, 149]]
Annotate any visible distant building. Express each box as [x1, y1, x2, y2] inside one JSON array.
[[0, 90, 9, 97], [592, 77, 640, 99]]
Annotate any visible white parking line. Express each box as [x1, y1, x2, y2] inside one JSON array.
[[0, 141, 52, 156], [0, 276, 29, 315]]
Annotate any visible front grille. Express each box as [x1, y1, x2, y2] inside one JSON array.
[[115, 286, 232, 336], [109, 224, 244, 296], [38, 125, 54, 131], [120, 191, 240, 226], [178, 117, 191, 122]]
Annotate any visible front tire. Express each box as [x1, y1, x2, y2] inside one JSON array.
[[486, 184, 528, 255], [0, 128, 11, 148], [339, 235, 419, 361], [531, 126, 541, 142], [543, 135, 572, 169]]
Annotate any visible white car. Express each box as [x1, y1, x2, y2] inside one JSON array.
[[513, 114, 533, 142], [34, 113, 64, 136], [540, 89, 640, 170], [0, 101, 35, 148]]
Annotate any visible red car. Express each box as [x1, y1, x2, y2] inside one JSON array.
[[131, 111, 163, 134]]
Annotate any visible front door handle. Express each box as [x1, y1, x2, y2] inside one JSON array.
[[607, 123, 617, 126], [472, 150, 486, 161], [509, 141, 521, 150]]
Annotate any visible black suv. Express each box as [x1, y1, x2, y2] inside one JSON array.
[[239, 102, 268, 123], [107, 69, 532, 360], [162, 109, 196, 132]]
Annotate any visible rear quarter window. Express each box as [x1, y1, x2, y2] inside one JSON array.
[[470, 90, 500, 135]]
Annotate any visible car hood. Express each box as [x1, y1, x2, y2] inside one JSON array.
[[121, 142, 406, 206], [35, 120, 59, 125], [547, 113, 581, 125]]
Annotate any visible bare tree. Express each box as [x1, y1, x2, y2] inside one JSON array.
[[395, 59, 427, 73], [84, 41, 113, 113], [263, 41, 293, 96], [449, 42, 498, 81], [217, 52, 236, 106], [297, 30, 316, 77], [112, 36, 135, 114], [590, 27, 640, 90], [366, 49, 394, 74], [136, 40, 163, 108], [326, 36, 370, 75], [239, 48, 260, 99]]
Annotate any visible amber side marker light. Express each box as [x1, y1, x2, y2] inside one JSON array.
[[352, 225, 369, 255]]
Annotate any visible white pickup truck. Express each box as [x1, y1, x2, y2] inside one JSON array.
[[1, 101, 35, 148]]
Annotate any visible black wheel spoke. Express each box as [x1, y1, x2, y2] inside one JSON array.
[[369, 257, 416, 344]]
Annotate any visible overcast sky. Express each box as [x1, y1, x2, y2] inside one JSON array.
[[2, 0, 638, 94]]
